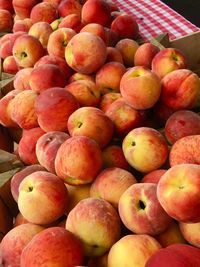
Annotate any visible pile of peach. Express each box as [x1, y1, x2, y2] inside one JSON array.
[[1, 0, 200, 266]]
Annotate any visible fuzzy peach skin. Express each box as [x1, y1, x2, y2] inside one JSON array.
[[120, 66, 161, 110], [18, 127, 45, 165], [65, 32, 107, 74], [36, 131, 69, 173], [66, 197, 121, 257], [9, 90, 38, 130], [11, 164, 46, 202], [102, 144, 130, 170], [179, 221, 200, 248], [47, 28, 76, 58], [13, 18, 33, 33], [58, 0, 82, 18], [119, 183, 172, 235], [28, 21, 53, 49], [55, 136, 103, 185], [155, 220, 186, 247], [108, 234, 161, 267], [157, 164, 200, 223], [3, 55, 19, 74], [90, 167, 137, 208], [141, 169, 167, 184], [106, 47, 123, 64], [0, 223, 44, 267], [18, 171, 68, 225], [115, 38, 139, 67], [169, 135, 200, 166], [30, 2, 58, 24], [13, 0, 40, 19], [161, 69, 200, 110], [20, 227, 84, 267], [81, 0, 111, 26], [106, 98, 142, 137], [35, 87, 79, 132], [58, 14, 84, 32], [0, 9, 13, 32], [65, 80, 101, 107], [80, 23, 107, 43], [14, 67, 33, 90], [95, 62, 126, 95], [122, 127, 169, 173], [99, 92, 122, 113], [151, 47, 187, 79], [12, 34, 44, 68], [67, 107, 114, 148], [145, 243, 200, 267], [134, 42, 160, 69], [165, 110, 200, 144]]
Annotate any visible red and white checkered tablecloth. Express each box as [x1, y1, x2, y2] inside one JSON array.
[[114, 0, 199, 41]]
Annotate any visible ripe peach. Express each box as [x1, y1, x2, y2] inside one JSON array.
[[0, 0, 14, 13], [13, 18, 33, 32], [30, 2, 58, 24], [43, 0, 62, 8], [14, 67, 33, 91], [68, 72, 95, 83], [106, 46, 123, 63], [99, 92, 122, 112], [80, 23, 107, 43], [14, 212, 29, 227], [13, 0, 40, 19], [179, 221, 200, 248], [141, 169, 167, 184], [58, 14, 84, 32], [2, 55, 19, 74], [58, 0, 82, 18], [0, 9, 13, 32]]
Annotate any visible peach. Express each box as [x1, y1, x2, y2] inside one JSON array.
[[14, 67, 33, 91], [81, 0, 111, 26], [111, 13, 139, 40], [120, 66, 161, 110], [67, 106, 114, 148], [58, 0, 82, 18], [122, 127, 169, 173], [68, 72, 95, 83], [2, 55, 19, 74], [9, 90, 38, 129], [169, 135, 200, 166], [12, 34, 44, 68], [151, 47, 187, 78], [13, 18, 33, 33], [90, 167, 137, 207], [43, 0, 62, 8], [55, 136, 103, 185], [88, 253, 108, 267], [145, 243, 200, 267], [18, 127, 45, 165], [99, 92, 121, 112], [106, 46, 123, 63], [134, 42, 160, 68], [80, 23, 107, 43], [66, 197, 121, 256], [157, 164, 200, 223], [29, 64, 67, 93], [0, 9, 13, 32], [161, 69, 200, 110], [47, 27, 76, 58], [108, 234, 161, 267], [115, 38, 139, 67], [18, 171, 68, 225], [50, 17, 63, 30], [28, 21, 53, 49], [11, 164, 46, 202], [65, 80, 101, 107], [30, 2, 58, 24], [179, 221, 200, 248], [0, 0, 14, 13], [0, 223, 44, 267], [20, 227, 84, 267], [105, 98, 142, 137], [13, 0, 40, 19], [65, 32, 107, 74], [14, 212, 29, 227], [58, 14, 84, 32], [95, 62, 126, 94], [36, 131, 69, 173], [35, 87, 79, 132], [141, 169, 167, 184]]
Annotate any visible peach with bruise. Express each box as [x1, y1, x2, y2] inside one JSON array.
[[14, 67, 33, 90], [30, 2, 58, 24], [151, 47, 187, 79], [65, 32, 107, 74], [18, 171, 68, 225], [9, 90, 38, 129], [108, 234, 161, 267], [122, 127, 169, 173], [65, 80, 101, 107], [105, 98, 142, 137], [120, 66, 161, 110], [13, 18, 33, 32], [35, 87, 79, 132], [20, 227, 84, 267], [58, 14, 84, 32], [36, 131, 69, 173], [99, 92, 121, 112], [106, 47, 123, 64], [0, 9, 13, 32], [47, 28, 76, 58], [90, 167, 137, 207], [55, 136, 103, 185], [18, 127, 45, 165], [58, 0, 82, 18], [165, 110, 200, 144], [0, 223, 44, 267], [80, 23, 107, 43], [157, 164, 200, 223], [161, 69, 200, 110], [95, 62, 126, 95], [67, 107, 114, 148], [3, 55, 19, 74], [81, 0, 111, 26], [66, 197, 121, 257], [13, 0, 40, 19], [68, 72, 95, 83], [141, 169, 167, 184], [179, 221, 200, 248]]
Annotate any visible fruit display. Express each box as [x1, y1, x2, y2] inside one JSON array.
[[1, 0, 200, 266]]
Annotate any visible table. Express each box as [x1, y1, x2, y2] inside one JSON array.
[[115, 0, 199, 41]]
